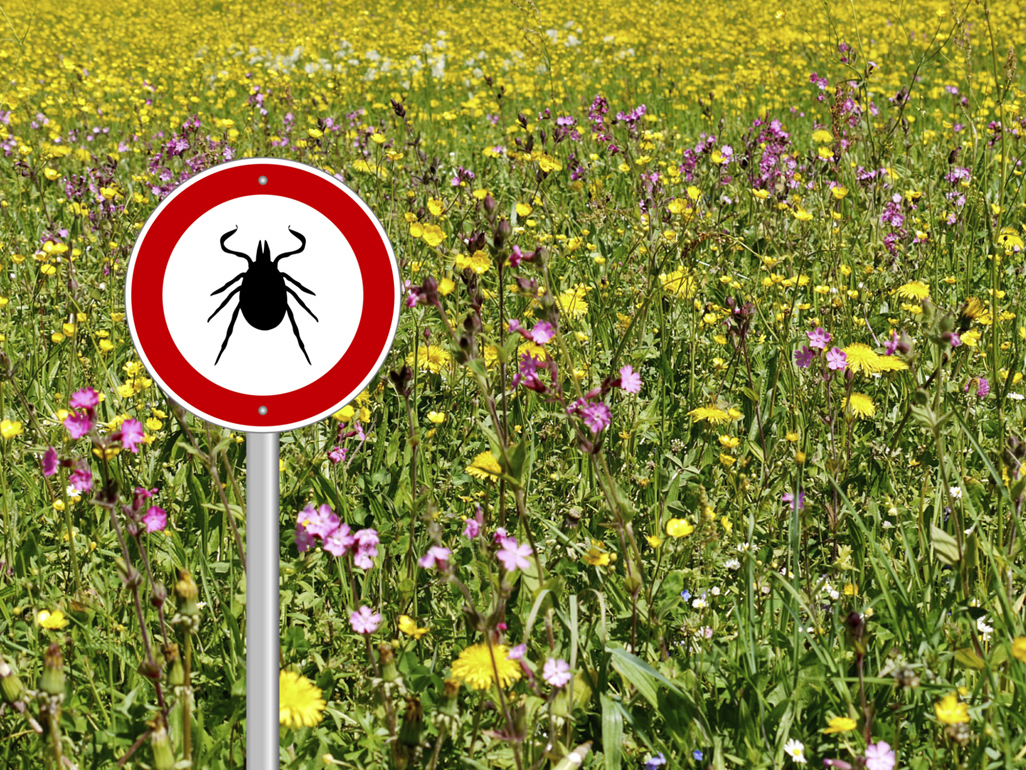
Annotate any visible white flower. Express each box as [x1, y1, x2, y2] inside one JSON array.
[[949, 485, 963, 499], [1008, 392, 1024, 401], [784, 739, 806, 764], [692, 597, 708, 609], [724, 558, 741, 570], [711, 586, 721, 596], [976, 615, 993, 641]]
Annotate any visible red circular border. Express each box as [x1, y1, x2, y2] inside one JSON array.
[[130, 163, 397, 430]]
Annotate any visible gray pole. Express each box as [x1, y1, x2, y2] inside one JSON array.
[[247, 432, 279, 768]]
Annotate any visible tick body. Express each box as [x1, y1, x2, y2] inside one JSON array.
[[208, 226, 319, 365]]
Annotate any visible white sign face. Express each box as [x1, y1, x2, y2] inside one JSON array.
[[163, 196, 364, 396], [126, 157, 400, 433]]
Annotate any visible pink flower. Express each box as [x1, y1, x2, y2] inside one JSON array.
[[328, 446, 347, 464], [323, 523, 355, 557], [69, 467, 92, 493], [463, 517, 481, 539], [864, 742, 895, 770], [507, 644, 527, 661], [418, 545, 451, 570], [493, 527, 510, 545], [619, 365, 642, 394], [885, 332, 900, 355], [42, 448, 58, 477], [497, 536, 533, 573], [530, 321, 555, 345], [542, 657, 572, 687], [580, 402, 611, 434], [69, 388, 99, 410], [794, 346, 814, 368], [807, 327, 831, 350], [349, 606, 381, 635], [120, 418, 145, 453], [135, 486, 158, 500], [826, 347, 848, 370], [509, 245, 524, 267], [296, 521, 316, 553], [298, 503, 340, 540], [64, 412, 93, 439], [353, 528, 379, 569], [143, 506, 167, 533]]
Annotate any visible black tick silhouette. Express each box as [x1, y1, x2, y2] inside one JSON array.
[[208, 226, 319, 365]]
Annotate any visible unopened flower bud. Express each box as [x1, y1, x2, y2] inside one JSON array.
[[438, 678, 460, 716], [165, 644, 184, 688], [483, 194, 497, 213], [494, 218, 512, 247], [399, 696, 424, 747], [0, 657, 25, 703], [378, 643, 399, 683], [42, 642, 65, 697], [149, 720, 176, 770], [174, 569, 199, 617], [150, 582, 167, 609]]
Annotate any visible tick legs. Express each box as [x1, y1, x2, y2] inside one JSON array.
[[214, 303, 242, 365], [285, 287, 319, 321], [283, 273, 316, 295], [210, 273, 244, 296], [208, 286, 242, 322], [285, 304, 312, 365]]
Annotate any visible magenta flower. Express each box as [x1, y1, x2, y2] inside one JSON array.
[[976, 377, 990, 398], [463, 517, 481, 539], [542, 657, 572, 687], [120, 418, 145, 453], [509, 245, 524, 267], [328, 446, 347, 464], [493, 527, 510, 545], [349, 606, 381, 635], [949, 332, 961, 347], [619, 365, 642, 394], [794, 346, 814, 368], [497, 536, 533, 573], [530, 321, 555, 345], [418, 545, 452, 570], [64, 412, 93, 439], [143, 506, 167, 533], [864, 742, 896, 770], [885, 332, 900, 355], [782, 491, 805, 511], [807, 327, 831, 349], [42, 448, 58, 477], [323, 522, 355, 556], [298, 503, 340, 540], [69, 467, 92, 493], [826, 347, 848, 370], [580, 402, 611, 434], [69, 388, 99, 410]]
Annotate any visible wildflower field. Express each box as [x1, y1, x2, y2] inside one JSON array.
[[2, 0, 1026, 767]]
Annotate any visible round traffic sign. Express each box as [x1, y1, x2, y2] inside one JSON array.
[[126, 158, 400, 433]]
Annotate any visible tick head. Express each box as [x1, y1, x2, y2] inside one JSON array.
[[255, 240, 271, 264]]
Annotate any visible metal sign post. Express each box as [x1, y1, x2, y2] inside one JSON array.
[[126, 158, 400, 767], [247, 432, 279, 766]]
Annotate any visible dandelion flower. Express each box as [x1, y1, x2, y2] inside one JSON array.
[[451, 642, 522, 690], [895, 281, 930, 301], [687, 405, 731, 423], [406, 345, 451, 374], [660, 267, 697, 299], [934, 692, 969, 724], [843, 393, 875, 419], [466, 451, 501, 481], [279, 670, 326, 728], [842, 344, 885, 375], [556, 284, 589, 317]]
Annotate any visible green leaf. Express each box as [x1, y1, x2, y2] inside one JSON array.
[[930, 525, 961, 566], [606, 646, 684, 708], [601, 694, 624, 770], [954, 647, 985, 670]]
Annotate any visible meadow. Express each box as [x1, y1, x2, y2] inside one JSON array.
[[1, 0, 1026, 767]]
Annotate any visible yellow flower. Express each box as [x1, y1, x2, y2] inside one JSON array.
[[332, 405, 356, 422], [719, 435, 739, 449], [812, 129, 834, 143], [438, 277, 455, 296], [406, 345, 451, 374], [279, 670, 326, 728], [785, 431, 800, 442], [0, 419, 22, 439], [934, 693, 969, 725], [427, 411, 446, 424], [843, 344, 887, 375], [721, 516, 732, 533], [398, 615, 430, 640], [38, 610, 69, 629], [822, 716, 857, 734], [960, 329, 981, 347], [582, 540, 616, 567], [516, 202, 532, 217], [646, 534, 662, 548], [843, 583, 858, 596], [420, 224, 445, 247], [556, 284, 589, 317], [896, 281, 930, 301], [451, 642, 521, 690], [719, 453, 735, 467], [1012, 637, 1026, 663], [687, 405, 731, 424], [455, 249, 491, 275], [660, 267, 697, 299], [466, 452, 501, 482], [665, 518, 694, 538], [843, 393, 875, 419]]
